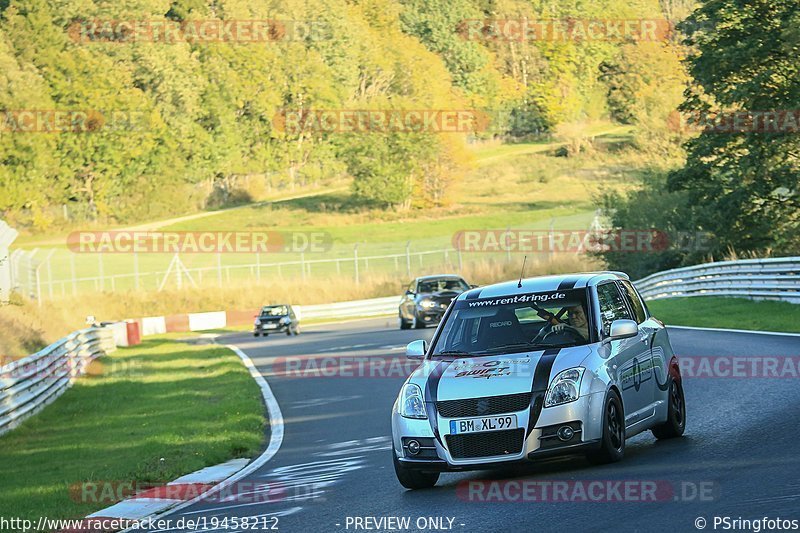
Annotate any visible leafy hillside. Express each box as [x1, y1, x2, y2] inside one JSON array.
[[0, 0, 688, 230]]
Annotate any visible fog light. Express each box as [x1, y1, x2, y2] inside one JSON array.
[[557, 426, 575, 442], [407, 440, 421, 455]]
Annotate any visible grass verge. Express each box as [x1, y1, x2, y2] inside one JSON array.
[[647, 297, 800, 334], [0, 336, 265, 522]]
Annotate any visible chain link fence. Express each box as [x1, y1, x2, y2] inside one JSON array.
[[4, 213, 600, 304]]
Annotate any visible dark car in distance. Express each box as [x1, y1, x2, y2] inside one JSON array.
[[399, 275, 473, 329], [254, 304, 299, 337]]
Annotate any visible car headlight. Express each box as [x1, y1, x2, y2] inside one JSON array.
[[419, 299, 436, 308], [280, 317, 290, 325], [398, 384, 427, 419], [544, 367, 585, 407], [254, 318, 261, 326]]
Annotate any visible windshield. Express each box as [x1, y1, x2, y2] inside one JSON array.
[[418, 278, 469, 294], [431, 289, 592, 356], [261, 306, 289, 316]]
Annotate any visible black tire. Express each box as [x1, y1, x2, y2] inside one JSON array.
[[399, 316, 411, 330], [293, 327, 300, 336], [652, 379, 686, 439], [253, 332, 260, 337], [413, 314, 425, 329], [587, 390, 625, 465], [286, 329, 292, 336], [392, 451, 439, 489]]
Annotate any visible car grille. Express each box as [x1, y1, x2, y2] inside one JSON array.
[[436, 392, 532, 418], [446, 429, 525, 459]]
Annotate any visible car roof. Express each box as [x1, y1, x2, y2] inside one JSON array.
[[262, 304, 290, 308], [415, 274, 465, 281], [455, 271, 629, 300]]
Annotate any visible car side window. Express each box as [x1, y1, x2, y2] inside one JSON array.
[[469, 319, 480, 344], [596, 282, 633, 335], [445, 317, 478, 349], [620, 281, 647, 324]]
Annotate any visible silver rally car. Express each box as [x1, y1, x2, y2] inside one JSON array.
[[391, 272, 686, 489]]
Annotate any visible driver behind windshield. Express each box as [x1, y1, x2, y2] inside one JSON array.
[[431, 289, 593, 356], [552, 305, 589, 341]]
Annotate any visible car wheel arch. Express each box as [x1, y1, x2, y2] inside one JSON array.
[[607, 385, 624, 414]]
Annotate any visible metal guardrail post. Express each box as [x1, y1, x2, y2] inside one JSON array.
[[406, 242, 411, 277], [354, 244, 360, 286]]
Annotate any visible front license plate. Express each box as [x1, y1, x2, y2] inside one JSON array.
[[263, 323, 278, 329], [449, 415, 517, 434]]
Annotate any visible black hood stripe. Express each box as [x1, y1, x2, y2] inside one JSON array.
[[425, 359, 454, 445], [526, 348, 561, 437]]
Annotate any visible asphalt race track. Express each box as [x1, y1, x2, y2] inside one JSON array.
[[144, 319, 800, 533]]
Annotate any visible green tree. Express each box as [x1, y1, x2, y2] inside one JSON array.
[[670, 0, 800, 256]]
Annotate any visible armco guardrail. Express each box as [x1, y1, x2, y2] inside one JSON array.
[[136, 297, 402, 335], [634, 257, 800, 303], [0, 327, 116, 436], [295, 296, 399, 320]]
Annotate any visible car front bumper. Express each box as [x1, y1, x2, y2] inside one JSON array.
[[415, 308, 446, 325], [255, 323, 290, 333], [392, 390, 606, 470]]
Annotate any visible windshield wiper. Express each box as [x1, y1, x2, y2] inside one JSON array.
[[479, 343, 535, 354], [435, 350, 474, 357], [480, 342, 577, 354]]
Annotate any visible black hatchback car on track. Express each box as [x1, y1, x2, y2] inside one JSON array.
[[398, 275, 473, 329], [254, 304, 299, 337]]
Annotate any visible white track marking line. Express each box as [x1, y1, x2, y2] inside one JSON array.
[[669, 325, 800, 338]]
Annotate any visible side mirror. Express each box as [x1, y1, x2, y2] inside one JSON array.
[[469, 284, 478, 289], [405, 290, 415, 296], [406, 340, 427, 359], [606, 319, 639, 342]]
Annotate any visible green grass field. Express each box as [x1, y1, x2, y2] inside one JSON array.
[[22, 125, 645, 297], [647, 297, 800, 334], [0, 336, 265, 522]]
